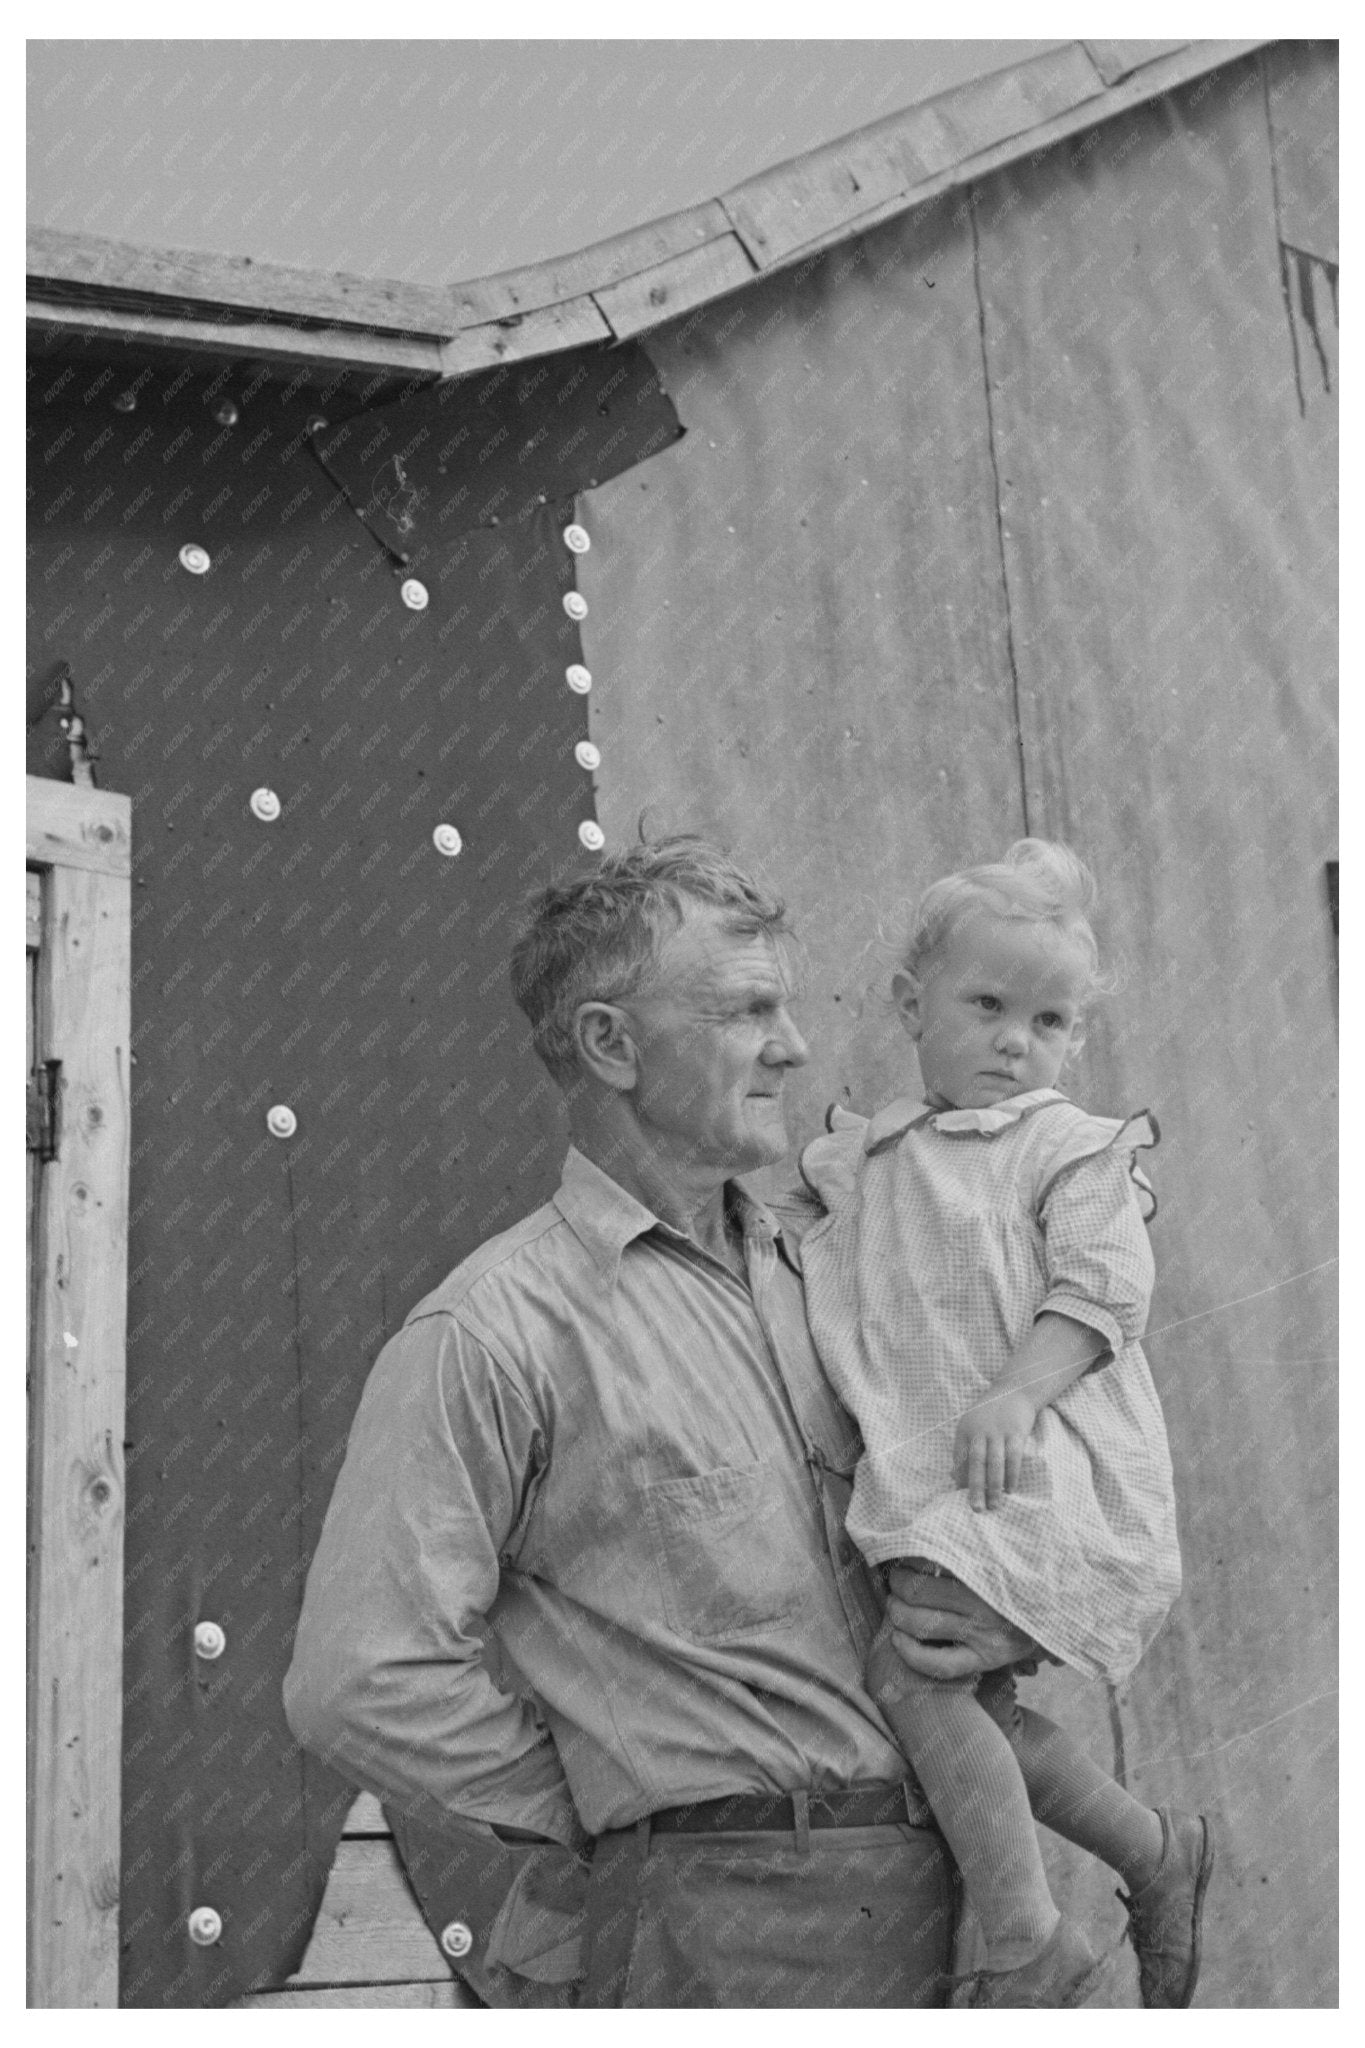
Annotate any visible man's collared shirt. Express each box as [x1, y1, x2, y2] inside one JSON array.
[[285, 1147, 906, 1845]]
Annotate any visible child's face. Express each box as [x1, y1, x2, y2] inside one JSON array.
[[892, 912, 1089, 1110]]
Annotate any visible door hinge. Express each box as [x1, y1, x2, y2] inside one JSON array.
[[27, 1059, 61, 1164]]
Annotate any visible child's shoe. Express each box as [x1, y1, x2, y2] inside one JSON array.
[[1118, 1805, 1215, 2008], [968, 1914, 1104, 2007]]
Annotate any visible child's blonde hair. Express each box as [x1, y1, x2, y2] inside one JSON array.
[[901, 838, 1104, 991]]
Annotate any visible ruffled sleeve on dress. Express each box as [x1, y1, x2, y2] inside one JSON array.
[[1035, 1113, 1159, 1359], [797, 1109, 869, 1214]]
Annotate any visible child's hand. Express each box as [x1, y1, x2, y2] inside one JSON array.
[[954, 1390, 1038, 1511]]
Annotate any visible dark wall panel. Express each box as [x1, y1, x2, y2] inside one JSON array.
[[27, 342, 679, 2006]]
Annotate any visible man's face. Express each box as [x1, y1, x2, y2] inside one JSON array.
[[617, 904, 809, 1175]]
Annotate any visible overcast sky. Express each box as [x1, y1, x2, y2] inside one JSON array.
[[28, 40, 1064, 286]]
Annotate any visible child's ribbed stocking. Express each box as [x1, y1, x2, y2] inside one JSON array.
[[878, 1673, 1059, 1969], [1010, 1706, 1165, 1892]]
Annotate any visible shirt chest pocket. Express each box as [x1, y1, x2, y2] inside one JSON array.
[[642, 1460, 807, 1642]]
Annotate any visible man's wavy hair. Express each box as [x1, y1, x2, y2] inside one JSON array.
[[511, 835, 792, 1082]]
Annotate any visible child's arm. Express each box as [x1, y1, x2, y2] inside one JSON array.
[[955, 1134, 1157, 1511], [953, 1311, 1108, 1511]]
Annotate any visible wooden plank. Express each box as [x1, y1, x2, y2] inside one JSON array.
[[760, 42, 1272, 278], [27, 46, 1269, 391], [343, 1792, 392, 1837], [721, 43, 1104, 265], [27, 224, 454, 338], [438, 294, 612, 378], [27, 298, 445, 380], [449, 201, 733, 324], [284, 1840, 447, 1985], [1082, 40, 1190, 86], [238, 1982, 474, 2008], [25, 779, 131, 881], [593, 233, 757, 340], [27, 780, 131, 2008], [27, 870, 43, 951]]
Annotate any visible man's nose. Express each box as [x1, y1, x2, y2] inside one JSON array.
[[766, 1009, 809, 1067]]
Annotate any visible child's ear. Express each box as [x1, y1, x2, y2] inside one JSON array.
[[891, 969, 923, 1040], [1064, 1020, 1087, 1066]]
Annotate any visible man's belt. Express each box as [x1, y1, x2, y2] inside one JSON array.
[[644, 1780, 929, 1835]]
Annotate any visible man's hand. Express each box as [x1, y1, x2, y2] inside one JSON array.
[[952, 1387, 1038, 1510], [883, 1564, 1036, 1682]]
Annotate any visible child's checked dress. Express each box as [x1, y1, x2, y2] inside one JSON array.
[[797, 1087, 1182, 1684]]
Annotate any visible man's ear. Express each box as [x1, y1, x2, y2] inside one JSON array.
[[573, 1001, 639, 1093], [890, 969, 923, 1041]]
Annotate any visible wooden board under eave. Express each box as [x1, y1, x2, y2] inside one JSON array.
[[26, 777, 131, 2009], [240, 1983, 473, 2007]]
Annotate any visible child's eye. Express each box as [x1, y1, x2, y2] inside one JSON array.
[[1038, 1013, 1065, 1031], [974, 995, 1002, 1013]]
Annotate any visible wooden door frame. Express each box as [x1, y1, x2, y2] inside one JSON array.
[[27, 775, 131, 2008]]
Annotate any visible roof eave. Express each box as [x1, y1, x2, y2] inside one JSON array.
[[27, 39, 1271, 381]]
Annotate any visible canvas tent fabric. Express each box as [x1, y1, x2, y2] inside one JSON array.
[[27, 345, 680, 2006], [580, 47, 1336, 2008]]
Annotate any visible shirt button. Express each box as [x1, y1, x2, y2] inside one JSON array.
[[440, 1920, 474, 1959], [562, 591, 588, 621], [187, 1906, 222, 1946], [562, 523, 591, 554], [565, 664, 592, 694]]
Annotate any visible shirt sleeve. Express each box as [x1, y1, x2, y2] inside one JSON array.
[[1035, 1145, 1156, 1362], [283, 1309, 585, 1849]]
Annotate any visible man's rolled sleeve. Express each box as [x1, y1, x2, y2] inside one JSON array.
[[284, 1311, 583, 1848], [1036, 1146, 1155, 1360]]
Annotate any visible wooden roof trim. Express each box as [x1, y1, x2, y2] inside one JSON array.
[[28, 40, 1272, 380], [26, 295, 447, 378], [26, 224, 455, 340], [733, 39, 1270, 284]]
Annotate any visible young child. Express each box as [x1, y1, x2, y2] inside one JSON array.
[[797, 839, 1214, 2009]]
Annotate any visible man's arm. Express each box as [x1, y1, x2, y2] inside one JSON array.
[[284, 1310, 584, 1849]]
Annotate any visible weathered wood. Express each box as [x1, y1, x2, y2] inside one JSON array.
[[721, 44, 1106, 265], [761, 41, 1270, 278], [25, 779, 132, 881], [1082, 40, 1190, 86], [282, 1839, 447, 1985], [593, 233, 757, 340], [343, 1792, 391, 1837], [27, 779, 131, 2008], [27, 224, 454, 338], [238, 1981, 474, 2007], [449, 201, 733, 324], [27, 870, 43, 950], [438, 295, 612, 378], [28, 46, 1270, 389], [27, 297, 445, 380]]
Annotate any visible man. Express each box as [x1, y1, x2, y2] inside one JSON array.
[[284, 837, 1034, 2007]]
